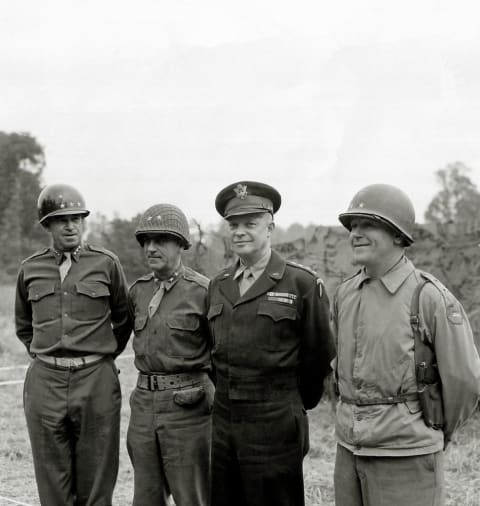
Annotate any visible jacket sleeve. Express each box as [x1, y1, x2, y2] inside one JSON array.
[[14, 266, 34, 355], [109, 258, 133, 356], [422, 285, 480, 443], [299, 278, 336, 409]]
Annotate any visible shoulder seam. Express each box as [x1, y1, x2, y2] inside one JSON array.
[[86, 244, 118, 260], [22, 247, 50, 264], [129, 273, 154, 290], [184, 267, 210, 289], [286, 260, 317, 276]]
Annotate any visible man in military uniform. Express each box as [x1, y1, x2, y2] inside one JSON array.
[[207, 181, 335, 506], [15, 184, 131, 506], [333, 183, 480, 506], [127, 203, 213, 506]]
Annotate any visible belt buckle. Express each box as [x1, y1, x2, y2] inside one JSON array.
[[149, 375, 159, 390]]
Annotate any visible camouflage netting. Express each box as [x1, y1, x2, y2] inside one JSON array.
[[274, 225, 480, 338]]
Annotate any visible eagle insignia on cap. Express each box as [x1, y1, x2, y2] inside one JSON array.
[[234, 183, 248, 200]]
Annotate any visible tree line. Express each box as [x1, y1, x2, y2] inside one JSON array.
[[1, 130, 480, 283]]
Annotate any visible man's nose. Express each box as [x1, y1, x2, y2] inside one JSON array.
[[233, 226, 246, 236]]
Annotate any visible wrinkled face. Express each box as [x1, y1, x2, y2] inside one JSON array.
[[47, 214, 85, 251], [142, 234, 182, 277], [349, 217, 402, 273], [227, 212, 274, 263]]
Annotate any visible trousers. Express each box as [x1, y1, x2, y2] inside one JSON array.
[[334, 444, 445, 506], [127, 375, 214, 506], [23, 357, 121, 506], [211, 390, 309, 506]]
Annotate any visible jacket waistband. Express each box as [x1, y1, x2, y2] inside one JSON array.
[[137, 371, 208, 391], [340, 392, 418, 406], [36, 353, 105, 369], [215, 373, 299, 400]]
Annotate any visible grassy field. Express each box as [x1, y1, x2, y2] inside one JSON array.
[[1, 284, 479, 505]]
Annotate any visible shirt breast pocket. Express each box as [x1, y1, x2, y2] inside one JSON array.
[[74, 281, 110, 320], [27, 282, 56, 323], [166, 314, 203, 358], [256, 301, 298, 351]]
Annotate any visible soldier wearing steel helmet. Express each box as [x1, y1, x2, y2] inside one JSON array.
[[127, 203, 213, 506], [14, 183, 132, 506], [332, 184, 480, 506], [207, 181, 335, 506]]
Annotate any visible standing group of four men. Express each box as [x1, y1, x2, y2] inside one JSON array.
[[15, 180, 480, 506]]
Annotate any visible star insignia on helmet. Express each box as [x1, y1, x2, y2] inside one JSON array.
[[359, 202, 364, 208], [156, 215, 162, 221], [234, 183, 248, 200], [60, 203, 65, 208], [147, 216, 153, 221]]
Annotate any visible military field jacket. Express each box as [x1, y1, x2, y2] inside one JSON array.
[[15, 244, 132, 357], [128, 265, 211, 374], [207, 250, 335, 409], [333, 256, 480, 456]]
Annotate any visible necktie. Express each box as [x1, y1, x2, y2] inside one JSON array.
[[239, 268, 255, 296], [59, 252, 72, 283], [148, 281, 165, 318]]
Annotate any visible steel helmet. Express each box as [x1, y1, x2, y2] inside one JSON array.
[[135, 203, 191, 249], [38, 184, 90, 225], [339, 184, 416, 245]]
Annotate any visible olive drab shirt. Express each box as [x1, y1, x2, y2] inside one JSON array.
[[207, 249, 335, 409], [15, 244, 132, 356], [128, 264, 211, 374], [332, 256, 480, 456]]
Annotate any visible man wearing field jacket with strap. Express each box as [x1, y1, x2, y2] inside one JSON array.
[[333, 183, 480, 506]]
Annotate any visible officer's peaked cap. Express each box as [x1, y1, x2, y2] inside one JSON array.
[[215, 181, 281, 219]]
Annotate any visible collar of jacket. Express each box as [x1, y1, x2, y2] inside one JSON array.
[[219, 249, 286, 305], [156, 262, 185, 292], [357, 255, 415, 294], [51, 244, 82, 265]]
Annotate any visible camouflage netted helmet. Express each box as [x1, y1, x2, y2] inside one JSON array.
[[338, 184, 416, 245], [135, 203, 191, 249], [37, 184, 90, 225]]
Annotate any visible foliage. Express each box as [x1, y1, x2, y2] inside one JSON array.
[[0, 131, 46, 275], [425, 162, 480, 235], [86, 213, 148, 284]]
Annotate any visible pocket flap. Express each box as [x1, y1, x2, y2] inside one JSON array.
[[76, 281, 110, 298], [134, 314, 148, 331], [27, 283, 56, 301], [167, 315, 200, 331], [173, 386, 205, 406], [207, 303, 223, 320], [257, 301, 297, 322]]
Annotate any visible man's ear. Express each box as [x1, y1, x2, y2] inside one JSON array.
[[268, 220, 275, 233]]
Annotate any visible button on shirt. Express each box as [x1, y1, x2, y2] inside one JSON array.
[[15, 244, 132, 357]]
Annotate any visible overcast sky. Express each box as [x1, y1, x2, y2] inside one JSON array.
[[3, 0, 480, 228]]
